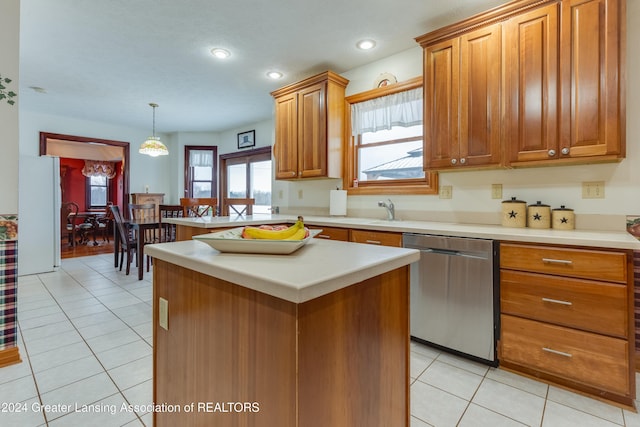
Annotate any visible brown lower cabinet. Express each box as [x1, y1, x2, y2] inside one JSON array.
[[349, 229, 403, 247], [309, 225, 349, 241], [499, 242, 635, 407]]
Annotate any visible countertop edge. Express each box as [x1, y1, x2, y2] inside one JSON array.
[[163, 215, 640, 250], [145, 240, 420, 303]]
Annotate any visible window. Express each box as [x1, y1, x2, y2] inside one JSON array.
[[345, 77, 437, 195], [87, 175, 108, 208], [184, 146, 217, 198], [220, 147, 272, 214]]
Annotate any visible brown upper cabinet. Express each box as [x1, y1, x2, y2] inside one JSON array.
[[271, 71, 349, 180], [423, 23, 502, 170], [416, 0, 625, 170]]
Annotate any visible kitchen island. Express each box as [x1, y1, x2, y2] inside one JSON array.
[[145, 237, 419, 427]]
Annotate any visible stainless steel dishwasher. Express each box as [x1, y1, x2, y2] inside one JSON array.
[[403, 233, 498, 365]]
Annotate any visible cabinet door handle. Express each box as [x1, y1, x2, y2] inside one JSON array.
[[561, 147, 570, 155], [542, 258, 573, 265], [460, 158, 466, 164], [541, 297, 572, 306], [317, 234, 331, 239], [365, 240, 382, 245], [451, 158, 457, 165], [548, 149, 556, 157], [542, 347, 572, 358]]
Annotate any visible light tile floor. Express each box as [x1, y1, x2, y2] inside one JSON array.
[[2, 253, 639, 426]]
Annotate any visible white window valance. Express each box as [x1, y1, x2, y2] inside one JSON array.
[[189, 150, 214, 168], [351, 87, 423, 136]]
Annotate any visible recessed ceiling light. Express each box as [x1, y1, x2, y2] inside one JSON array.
[[356, 39, 376, 50], [267, 71, 283, 79], [210, 48, 231, 59]]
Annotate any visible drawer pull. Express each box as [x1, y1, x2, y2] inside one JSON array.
[[317, 234, 331, 239], [542, 347, 572, 358], [542, 258, 573, 265], [365, 240, 382, 245], [541, 297, 572, 306]]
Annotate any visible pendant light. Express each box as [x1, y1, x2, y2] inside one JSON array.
[[139, 103, 169, 157]]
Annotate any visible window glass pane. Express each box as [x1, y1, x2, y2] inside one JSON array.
[[193, 166, 212, 180], [251, 160, 272, 214], [227, 164, 247, 197], [91, 186, 107, 206], [361, 124, 422, 145], [358, 139, 424, 181], [90, 175, 107, 186], [193, 182, 211, 198]]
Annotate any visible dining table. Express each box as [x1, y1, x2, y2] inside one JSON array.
[[113, 217, 160, 280]]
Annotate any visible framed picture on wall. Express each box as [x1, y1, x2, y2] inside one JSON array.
[[237, 130, 255, 149]]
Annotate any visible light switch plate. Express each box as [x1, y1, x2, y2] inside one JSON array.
[[491, 184, 503, 199], [159, 297, 169, 330], [439, 185, 452, 199], [582, 181, 605, 199]]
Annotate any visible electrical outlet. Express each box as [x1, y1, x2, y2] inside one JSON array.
[[582, 181, 605, 199], [439, 185, 452, 199], [159, 297, 169, 330], [491, 184, 503, 199], [297, 189, 303, 199]]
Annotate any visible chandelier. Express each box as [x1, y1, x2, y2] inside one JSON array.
[[139, 103, 169, 157]]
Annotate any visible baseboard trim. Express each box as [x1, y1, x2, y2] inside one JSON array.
[[0, 347, 21, 368]]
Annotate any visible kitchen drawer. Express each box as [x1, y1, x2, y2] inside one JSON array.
[[501, 270, 628, 338], [310, 226, 349, 241], [349, 229, 402, 247], [500, 315, 630, 396], [500, 243, 627, 283]]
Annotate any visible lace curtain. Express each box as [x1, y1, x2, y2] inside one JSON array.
[[81, 160, 117, 179], [189, 150, 214, 167], [351, 87, 423, 135]]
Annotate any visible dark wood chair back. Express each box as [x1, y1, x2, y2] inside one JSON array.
[[159, 204, 183, 242], [180, 197, 217, 218], [222, 198, 255, 216], [110, 204, 138, 275]]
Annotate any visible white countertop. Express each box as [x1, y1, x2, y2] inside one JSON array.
[[145, 238, 420, 303], [163, 214, 640, 250]]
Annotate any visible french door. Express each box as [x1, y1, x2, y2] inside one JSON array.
[[220, 147, 272, 214]]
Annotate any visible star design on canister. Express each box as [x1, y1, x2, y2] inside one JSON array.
[[533, 213, 542, 221], [561, 217, 568, 223], [509, 210, 517, 218]]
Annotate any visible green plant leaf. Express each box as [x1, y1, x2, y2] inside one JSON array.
[[3, 78, 11, 84], [8, 91, 16, 97], [0, 94, 5, 100], [8, 100, 15, 105]]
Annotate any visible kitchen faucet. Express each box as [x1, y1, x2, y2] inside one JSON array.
[[378, 199, 395, 221]]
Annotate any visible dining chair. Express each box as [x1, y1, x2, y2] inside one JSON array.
[[159, 204, 183, 242], [180, 197, 217, 218], [222, 198, 255, 217], [128, 203, 156, 271], [61, 201, 94, 246], [94, 201, 114, 243], [110, 205, 138, 275]]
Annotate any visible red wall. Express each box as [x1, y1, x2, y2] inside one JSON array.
[[60, 158, 123, 211]]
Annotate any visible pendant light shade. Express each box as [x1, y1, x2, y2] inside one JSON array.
[[139, 103, 168, 157]]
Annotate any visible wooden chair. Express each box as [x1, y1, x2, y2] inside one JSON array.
[[180, 197, 217, 218], [61, 201, 93, 246], [128, 203, 156, 271], [159, 204, 183, 242], [94, 201, 114, 243], [110, 205, 137, 275], [222, 198, 255, 217]]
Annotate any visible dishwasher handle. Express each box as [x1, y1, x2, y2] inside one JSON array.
[[411, 247, 489, 260]]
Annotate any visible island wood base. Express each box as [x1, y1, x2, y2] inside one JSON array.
[[153, 260, 410, 427]]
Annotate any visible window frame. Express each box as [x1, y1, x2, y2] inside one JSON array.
[[219, 146, 272, 211], [344, 76, 438, 195], [184, 145, 218, 199]]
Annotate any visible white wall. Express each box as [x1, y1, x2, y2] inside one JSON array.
[[1, 0, 20, 216]]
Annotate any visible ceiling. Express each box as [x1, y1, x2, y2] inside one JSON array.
[[19, 0, 505, 134]]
